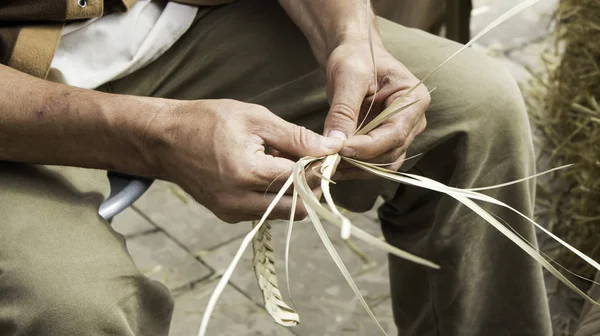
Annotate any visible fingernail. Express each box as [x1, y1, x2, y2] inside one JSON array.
[[323, 137, 343, 150], [340, 146, 357, 158], [326, 130, 347, 141]]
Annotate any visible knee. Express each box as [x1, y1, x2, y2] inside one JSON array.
[[457, 50, 529, 131], [3, 270, 174, 335], [382, 25, 529, 137], [423, 46, 533, 156]]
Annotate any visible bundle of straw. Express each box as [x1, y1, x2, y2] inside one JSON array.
[[525, 0, 600, 279]]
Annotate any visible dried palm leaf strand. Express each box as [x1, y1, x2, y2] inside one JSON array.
[[293, 157, 439, 269], [197, 174, 294, 336], [342, 157, 600, 307], [284, 189, 298, 305], [296, 162, 388, 335], [252, 220, 299, 326]]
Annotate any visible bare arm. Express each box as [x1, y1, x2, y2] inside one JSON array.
[[0, 64, 341, 222], [0, 64, 162, 177]]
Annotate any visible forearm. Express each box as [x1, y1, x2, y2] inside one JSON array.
[[278, 0, 382, 65], [0, 65, 164, 177]]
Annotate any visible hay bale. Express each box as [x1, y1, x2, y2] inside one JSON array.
[[525, 0, 600, 278]]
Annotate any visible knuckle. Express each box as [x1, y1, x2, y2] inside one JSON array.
[[232, 161, 259, 187], [395, 129, 408, 147], [380, 73, 400, 88], [231, 168, 251, 186], [332, 57, 371, 77], [291, 126, 312, 150], [244, 103, 269, 121], [329, 103, 358, 123], [245, 161, 260, 180]]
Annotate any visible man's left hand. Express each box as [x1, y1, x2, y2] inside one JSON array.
[[323, 40, 430, 180]]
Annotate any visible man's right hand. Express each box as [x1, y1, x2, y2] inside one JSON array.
[[148, 99, 343, 223], [0, 65, 341, 223]]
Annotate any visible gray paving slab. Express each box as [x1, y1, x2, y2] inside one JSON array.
[[508, 37, 554, 71], [201, 216, 404, 336], [111, 207, 156, 237], [339, 298, 397, 336], [133, 180, 248, 253], [470, 0, 557, 50], [169, 281, 296, 336], [472, 43, 530, 83], [126, 231, 212, 291]]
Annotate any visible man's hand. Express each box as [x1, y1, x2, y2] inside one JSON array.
[[151, 99, 343, 223], [324, 40, 430, 180], [278, 0, 430, 180], [0, 65, 341, 224]]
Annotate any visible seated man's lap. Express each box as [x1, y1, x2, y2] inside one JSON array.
[[0, 163, 174, 335]]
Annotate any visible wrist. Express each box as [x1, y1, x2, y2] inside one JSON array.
[[104, 94, 177, 179], [278, 0, 382, 67], [317, 23, 384, 68]]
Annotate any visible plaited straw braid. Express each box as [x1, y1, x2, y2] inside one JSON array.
[[251, 221, 300, 326]]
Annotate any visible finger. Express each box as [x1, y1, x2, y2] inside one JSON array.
[[255, 109, 343, 158], [358, 117, 427, 165], [342, 101, 427, 160], [323, 67, 371, 140]]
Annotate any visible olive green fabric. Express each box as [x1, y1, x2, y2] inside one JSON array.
[[373, 0, 446, 35], [373, 0, 472, 43], [0, 163, 174, 335], [0, 0, 550, 335]]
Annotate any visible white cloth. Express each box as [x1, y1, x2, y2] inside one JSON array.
[[47, 0, 198, 89]]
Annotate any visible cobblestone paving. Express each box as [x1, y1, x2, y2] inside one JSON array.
[[111, 1, 558, 334]]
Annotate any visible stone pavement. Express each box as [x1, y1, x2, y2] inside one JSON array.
[[111, 1, 559, 335]]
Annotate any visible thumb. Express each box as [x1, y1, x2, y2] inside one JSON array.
[[259, 112, 343, 158], [323, 69, 369, 141]]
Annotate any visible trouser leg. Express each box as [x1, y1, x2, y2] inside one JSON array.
[[0, 163, 174, 336], [372, 0, 446, 34], [373, 19, 551, 336], [107, 1, 551, 334]]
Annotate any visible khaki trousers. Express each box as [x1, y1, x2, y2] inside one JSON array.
[[0, 0, 551, 335]]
